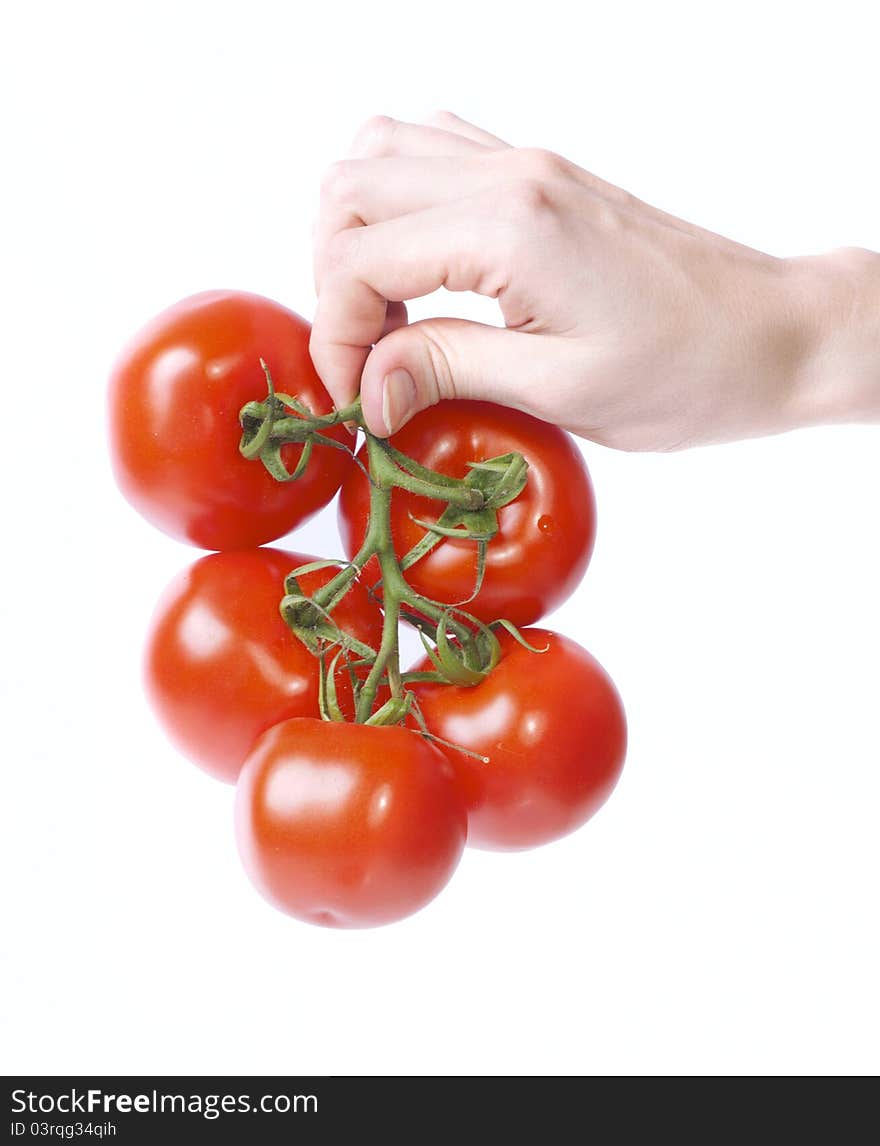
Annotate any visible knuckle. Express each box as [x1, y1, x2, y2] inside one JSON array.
[[513, 146, 569, 182], [495, 149, 569, 226], [505, 176, 554, 222], [352, 114, 398, 156], [320, 160, 357, 205]]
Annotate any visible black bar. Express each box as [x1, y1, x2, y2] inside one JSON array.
[[3, 1076, 615, 1143]]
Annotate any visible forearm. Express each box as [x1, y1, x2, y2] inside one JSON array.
[[790, 247, 880, 429]]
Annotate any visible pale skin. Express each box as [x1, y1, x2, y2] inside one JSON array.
[[310, 112, 880, 450]]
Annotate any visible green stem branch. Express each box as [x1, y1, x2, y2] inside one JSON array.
[[238, 369, 531, 727]]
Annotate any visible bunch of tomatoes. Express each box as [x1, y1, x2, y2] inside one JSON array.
[[108, 290, 627, 928]]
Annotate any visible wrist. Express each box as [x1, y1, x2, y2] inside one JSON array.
[[787, 247, 880, 429]]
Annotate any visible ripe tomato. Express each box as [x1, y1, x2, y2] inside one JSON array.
[[144, 548, 383, 783], [108, 291, 351, 550], [338, 400, 596, 626], [409, 628, 626, 850], [236, 718, 467, 928]]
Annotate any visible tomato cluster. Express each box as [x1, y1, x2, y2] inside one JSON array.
[[109, 291, 627, 929]]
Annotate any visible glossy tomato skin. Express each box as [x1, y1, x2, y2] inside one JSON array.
[[109, 291, 350, 550], [236, 719, 467, 928], [410, 628, 626, 851], [144, 548, 383, 784], [338, 400, 596, 626]]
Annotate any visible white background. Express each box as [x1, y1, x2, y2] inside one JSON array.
[[2, 1, 878, 1077]]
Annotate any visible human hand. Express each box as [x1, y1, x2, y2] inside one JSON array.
[[311, 112, 880, 449]]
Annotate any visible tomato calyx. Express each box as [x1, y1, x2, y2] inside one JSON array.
[[395, 450, 529, 605], [279, 560, 378, 662], [238, 365, 536, 740], [239, 359, 363, 482]]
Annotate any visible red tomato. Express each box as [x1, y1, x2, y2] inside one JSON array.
[[108, 291, 350, 550], [409, 628, 626, 850], [144, 548, 383, 783], [236, 718, 467, 928], [338, 400, 596, 626]]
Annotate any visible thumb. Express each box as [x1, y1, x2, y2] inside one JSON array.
[[359, 318, 553, 436]]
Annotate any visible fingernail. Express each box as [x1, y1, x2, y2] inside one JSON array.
[[381, 368, 417, 435]]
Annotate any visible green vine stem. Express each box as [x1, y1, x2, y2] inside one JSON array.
[[239, 368, 531, 729]]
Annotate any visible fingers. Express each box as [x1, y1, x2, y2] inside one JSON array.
[[317, 297, 408, 409], [310, 195, 513, 409], [314, 111, 508, 298], [423, 110, 510, 149], [356, 318, 560, 436], [350, 113, 708, 246], [315, 155, 508, 291], [349, 114, 494, 159]]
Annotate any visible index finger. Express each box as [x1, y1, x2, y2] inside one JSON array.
[[309, 195, 507, 409]]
